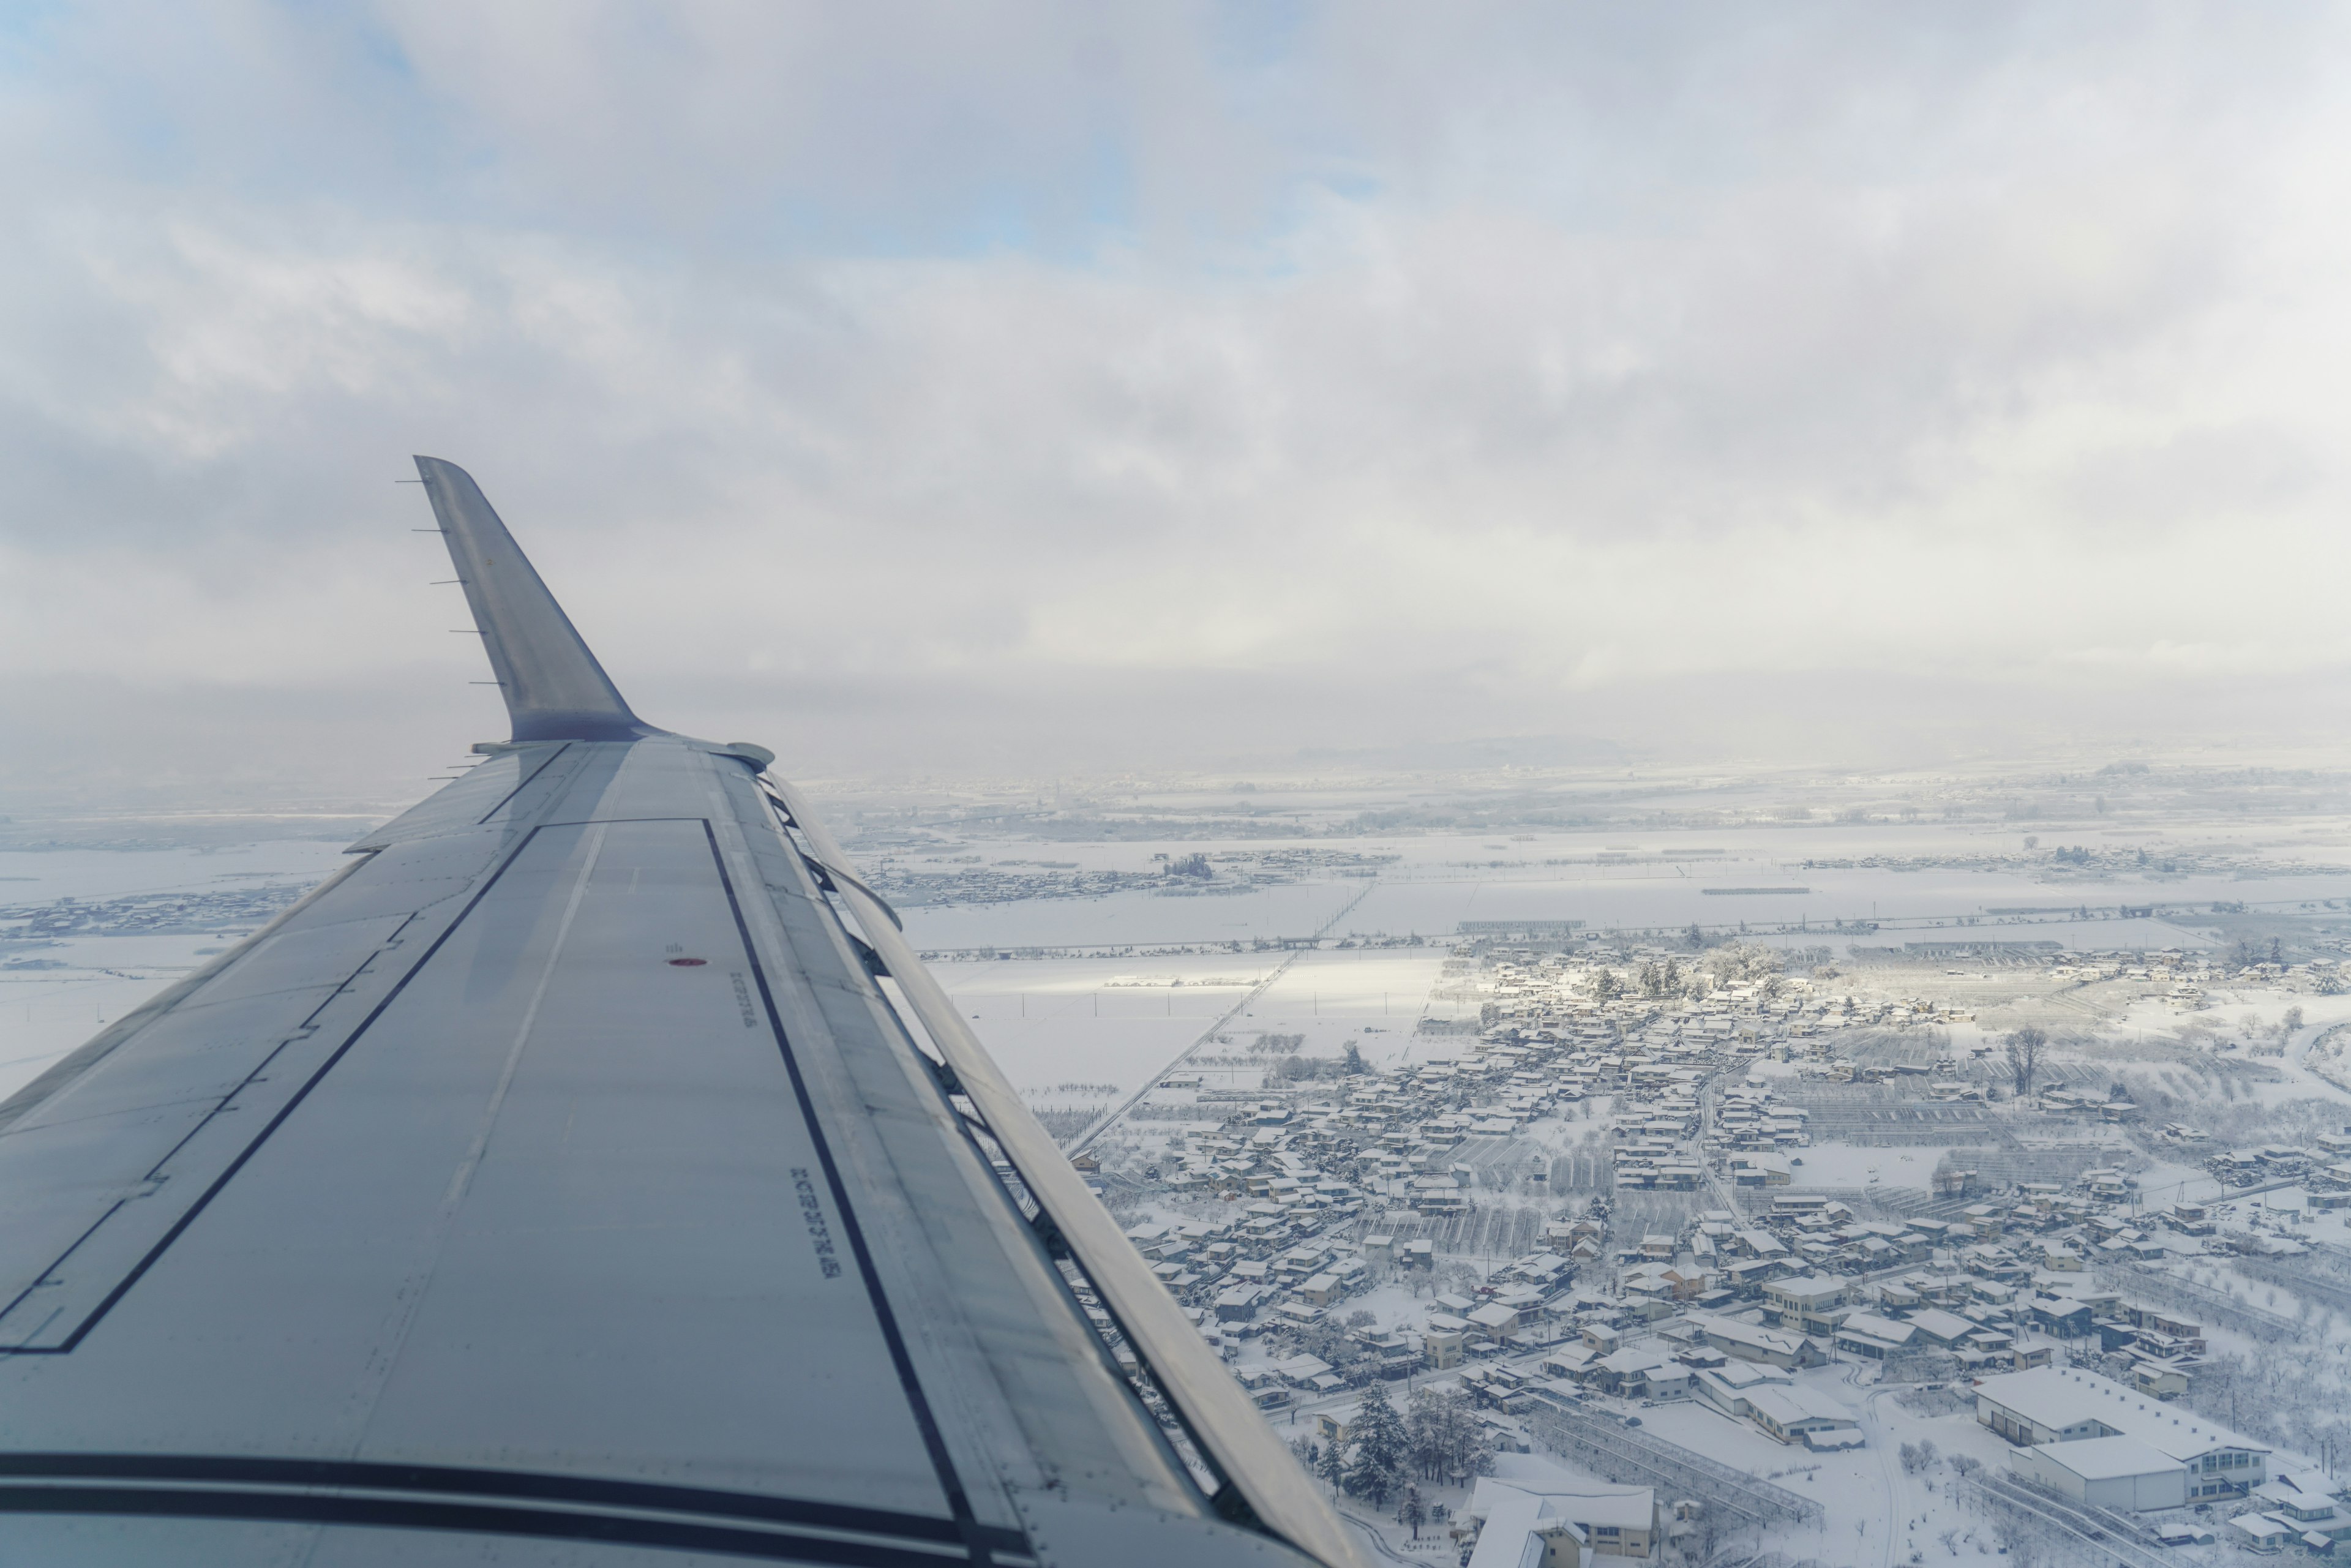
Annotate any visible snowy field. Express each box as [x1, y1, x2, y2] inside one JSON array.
[[16, 796, 2351, 1111]]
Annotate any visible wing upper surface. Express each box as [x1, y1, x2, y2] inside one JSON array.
[[0, 467, 1357, 1568]]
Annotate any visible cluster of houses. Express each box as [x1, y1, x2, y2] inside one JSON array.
[[2206, 1130, 2351, 1194], [1130, 1054, 2262, 1392], [1450, 943, 1965, 1054], [1086, 940, 2351, 1560], [1265, 1146, 2306, 1466]]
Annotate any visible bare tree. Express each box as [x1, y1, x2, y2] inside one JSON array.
[[2004, 1026, 2046, 1097]]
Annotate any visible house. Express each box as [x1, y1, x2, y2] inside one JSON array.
[[1467, 1487, 1584, 1568], [1272, 1353, 1332, 1389], [1592, 1349, 1689, 1401], [2226, 1513, 2297, 1554], [1213, 1284, 1269, 1322], [2028, 1295, 2093, 1338], [1908, 1307, 1981, 1348], [2253, 1473, 2351, 1542], [1687, 1313, 1823, 1369], [1352, 1329, 1425, 1381], [1746, 1384, 1864, 1449], [2128, 1307, 2206, 1352], [1470, 1469, 1659, 1560], [1619, 1262, 1706, 1309], [1832, 1313, 1916, 1360], [1720, 1258, 1785, 1296], [1540, 1346, 1598, 1382], [1692, 1359, 1792, 1417], [1763, 1275, 1848, 1333], [1296, 1272, 1343, 1308], [1467, 1302, 1523, 1343]]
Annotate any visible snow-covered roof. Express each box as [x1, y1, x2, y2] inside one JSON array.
[[1466, 1491, 1545, 1568], [1747, 1384, 1857, 1430], [2020, 1435, 2180, 1482], [1974, 1368, 2267, 1464], [1837, 1312, 1914, 1345], [2229, 1514, 2295, 1544], [1907, 1307, 1978, 1343], [1472, 1472, 1653, 1532]]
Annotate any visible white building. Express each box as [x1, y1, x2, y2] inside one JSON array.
[[1692, 1359, 1791, 1418], [2006, 1436, 2186, 1511], [1468, 1488, 1584, 1568], [1470, 1466, 1659, 1560], [1684, 1312, 1821, 1369], [1974, 1367, 2268, 1501], [1746, 1384, 1864, 1450]]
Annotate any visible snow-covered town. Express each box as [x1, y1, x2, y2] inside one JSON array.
[[1069, 924, 2351, 1567]]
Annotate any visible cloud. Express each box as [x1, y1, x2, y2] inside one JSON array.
[[6, 2, 2351, 809]]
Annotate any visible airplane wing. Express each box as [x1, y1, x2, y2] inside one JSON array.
[[0, 459, 1368, 1568]]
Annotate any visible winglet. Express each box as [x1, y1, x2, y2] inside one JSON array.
[[413, 457, 656, 743]]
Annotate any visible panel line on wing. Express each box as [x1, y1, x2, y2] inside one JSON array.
[[473, 742, 572, 824], [697, 819, 999, 1568], [0, 1484, 994, 1566], [27, 820, 563, 1352], [328, 823, 611, 1447], [0, 911, 424, 1349], [0, 1453, 1019, 1551]]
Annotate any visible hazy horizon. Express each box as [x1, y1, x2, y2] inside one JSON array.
[[10, 5, 2351, 810]]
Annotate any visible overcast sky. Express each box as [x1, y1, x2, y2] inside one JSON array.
[[7, 4, 2351, 810]]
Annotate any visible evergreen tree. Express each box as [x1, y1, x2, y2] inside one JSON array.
[[1344, 1384, 1408, 1506], [1314, 1433, 1347, 1496]]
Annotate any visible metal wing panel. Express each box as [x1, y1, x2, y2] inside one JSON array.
[[348, 741, 592, 850], [0, 800, 957, 1518], [0, 833, 519, 1351], [762, 776, 1371, 1568], [0, 738, 1330, 1566], [696, 760, 1212, 1525]]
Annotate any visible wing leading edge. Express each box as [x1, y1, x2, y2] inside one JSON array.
[[0, 459, 1367, 1568]]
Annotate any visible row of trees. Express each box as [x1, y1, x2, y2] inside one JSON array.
[[1272, 1043, 1367, 1081], [1292, 1385, 1495, 1510], [1587, 942, 1789, 1005]]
